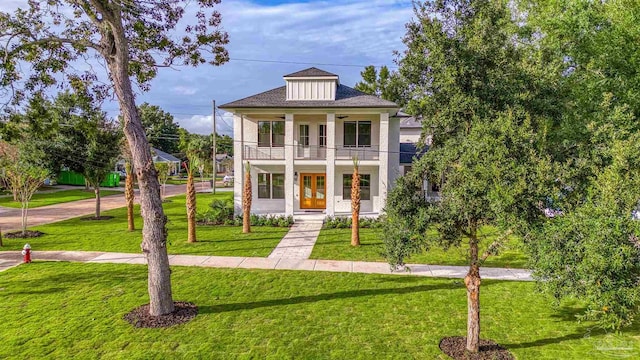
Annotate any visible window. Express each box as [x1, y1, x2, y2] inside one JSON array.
[[258, 173, 271, 199], [343, 174, 371, 200], [258, 173, 285, 199], [272, 174, 285, 199], [343, 121, 371, 147], [258, 121, 285, 147], [299, 124, 309, 146], [319, 124, 327, 147]]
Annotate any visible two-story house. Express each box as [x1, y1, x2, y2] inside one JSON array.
[[219, 68, 400, 217]]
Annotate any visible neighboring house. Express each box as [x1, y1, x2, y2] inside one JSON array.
[[215, 153, 233, 174], [219, 67, 401, 217], [115, 147, 181, 175], [397, 113, 440, 201]]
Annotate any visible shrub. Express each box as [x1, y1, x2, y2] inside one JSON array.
[[196, 199, 234, 225], [322, 216, 383, 229], [230, 214, 294, 227]]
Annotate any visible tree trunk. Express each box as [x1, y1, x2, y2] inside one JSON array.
[[464, 233, 481, 353], [94, 185, 101, 218], [242, 162, 251, 233], [125, 162, 135, 231], [351, 160, 360, 246], [104, 22, 174, 316], [21, 202, 28, 236], [186, 171, 197, 243]]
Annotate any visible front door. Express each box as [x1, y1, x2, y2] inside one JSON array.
[[300, 173, 326, 209]]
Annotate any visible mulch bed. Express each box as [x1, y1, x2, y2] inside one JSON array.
[[124, 301, 198, 328], [80, 216, 114, 221], [4, 230, 45, 239], [439, 337, 514, 360]]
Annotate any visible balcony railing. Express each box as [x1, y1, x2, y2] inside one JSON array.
[[242, 144, 381, 161], [244, 145, 285, 160], [336, 145, 380, 160], [296, 145, 327, 160]]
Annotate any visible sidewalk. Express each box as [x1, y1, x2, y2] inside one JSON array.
[[0, 182, 210, 232], [0, 250, 533, 281]]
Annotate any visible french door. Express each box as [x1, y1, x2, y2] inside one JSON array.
[[300, 173, 326, 209]]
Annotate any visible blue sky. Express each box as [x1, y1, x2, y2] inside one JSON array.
[[1, 0, 414, 136]]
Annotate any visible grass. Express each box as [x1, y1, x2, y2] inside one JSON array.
[[0, 192, 288, 257], [1, 261, 638, 359], [0, 189, 122, 209], [311, 227, 529, 268]]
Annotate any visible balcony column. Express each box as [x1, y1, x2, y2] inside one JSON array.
[[285, 113, 295, 216], [326, 113, 336, 217], [378, 112, 389, 213], [233, 114, 244, 216]]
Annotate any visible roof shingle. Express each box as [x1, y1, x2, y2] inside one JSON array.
[[219, 84, 398, 109], [283, 67, 338, 77]]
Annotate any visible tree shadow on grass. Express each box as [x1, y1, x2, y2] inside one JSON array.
[[198, 282, 482, 314]]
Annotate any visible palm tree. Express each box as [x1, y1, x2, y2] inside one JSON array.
[[184, 157, 198, 243], [351, 156, 360, 246], [243, 161, 252, 233]]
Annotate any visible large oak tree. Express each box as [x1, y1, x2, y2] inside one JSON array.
[[0, 0, 229, 316]]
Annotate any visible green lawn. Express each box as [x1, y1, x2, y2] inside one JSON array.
[[0, 189, 122, 208], [1, 262, 638, 359], [0, 193, 288, 257], [311, 227, 529, 268]]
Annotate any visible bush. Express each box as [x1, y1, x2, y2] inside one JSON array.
[[232, 214, 294, 227], [322, 216, 383, 229], [196, 199, 234, 225]]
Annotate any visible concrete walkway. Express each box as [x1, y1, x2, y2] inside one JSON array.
[[0, 250, 533, 281], [268, 221, 323, 259], [0, 182, 211, 232]]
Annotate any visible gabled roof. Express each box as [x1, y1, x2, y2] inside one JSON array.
[[283, 67, 338, 78], [400, 116, 422, 128], [219, 84, 398, 109], [400, 142, 428, 164], [152, 148, 181, 163]]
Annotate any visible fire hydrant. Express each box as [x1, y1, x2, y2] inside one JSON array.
[[22, 243, 32, 263]]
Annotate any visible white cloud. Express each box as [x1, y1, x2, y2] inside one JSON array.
[[172, 86, 197, 96], [175, 112, 234, 137]]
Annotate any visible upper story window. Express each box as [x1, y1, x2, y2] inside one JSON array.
[[344, 121, 371, 147], [299, 124, 309, 146], [319, 124, 327, 147], [258, 121, 285, 147]]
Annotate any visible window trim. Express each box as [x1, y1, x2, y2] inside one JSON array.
[[257, 121, 285, 148], [343, 120, 372, 148], [257, 173, 285, 200], [319, 124, 327, 148], [343, 173, 371, 200], [299, 124, 310, 147]]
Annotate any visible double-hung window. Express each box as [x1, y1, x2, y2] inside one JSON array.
[[343, 121, 371, 147], [299, 124, 309, 146], [258, 121, 285, 147], [258, 173, 285, 199], [343, 174, 371, 200]]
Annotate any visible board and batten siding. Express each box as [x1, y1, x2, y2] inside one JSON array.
[[286, 79, 336, 101]]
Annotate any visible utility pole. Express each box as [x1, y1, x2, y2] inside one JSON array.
[[212, 99, 217, 195]]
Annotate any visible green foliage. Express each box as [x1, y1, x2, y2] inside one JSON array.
[[138, 103, 181, 154], [197, 198, 234, 225], [322, 217, 383, 229], [240, 214, 294, 228], [354, 65, 406, 106], [382, 0, 555, 266]]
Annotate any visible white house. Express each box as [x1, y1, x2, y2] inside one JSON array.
[[219, 68, 401, 217]]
